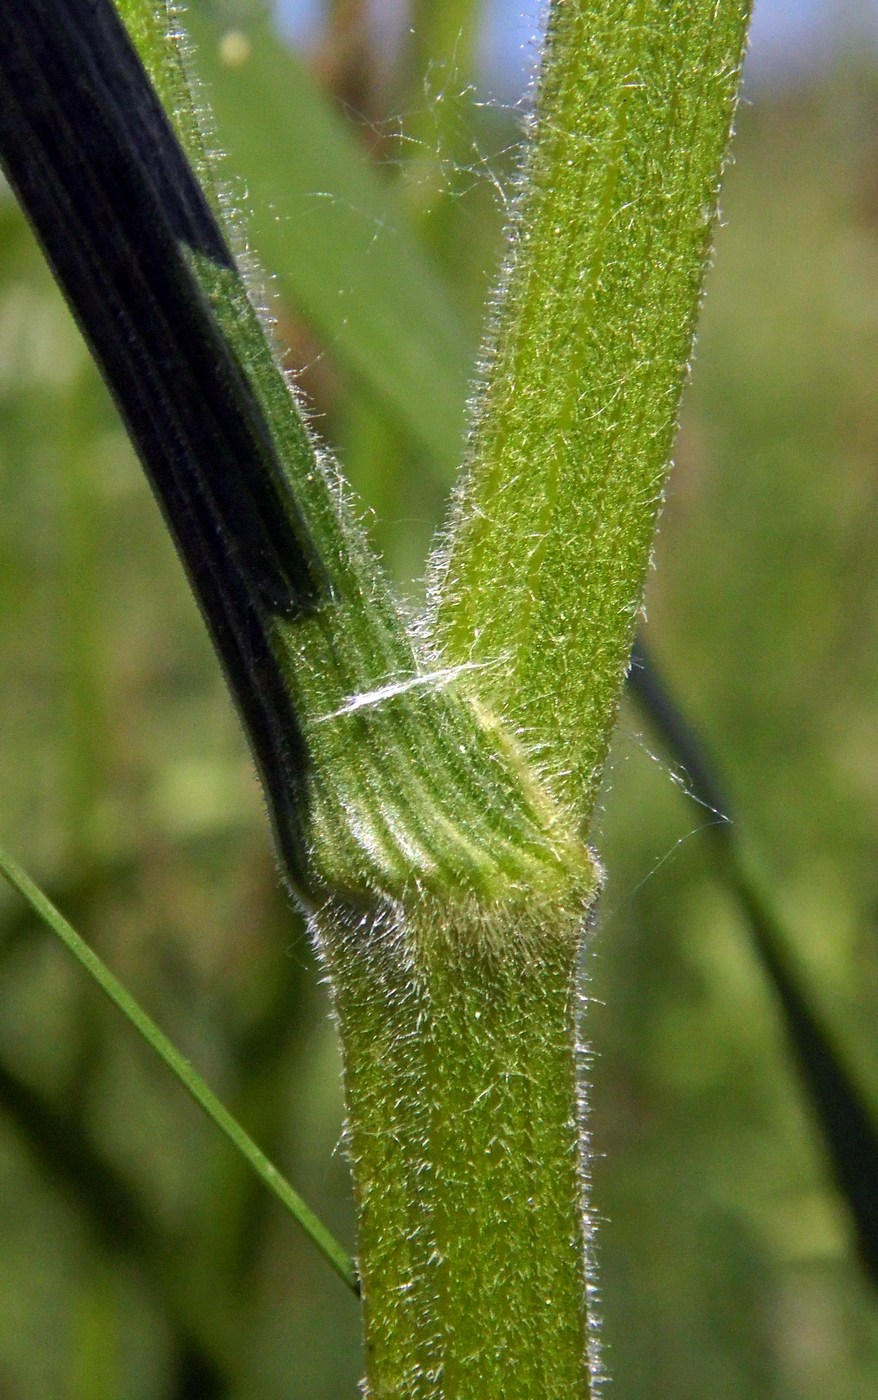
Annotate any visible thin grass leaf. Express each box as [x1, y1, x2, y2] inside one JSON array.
[[630, 640, 878, 1289], [0, 842, 359, 1295]]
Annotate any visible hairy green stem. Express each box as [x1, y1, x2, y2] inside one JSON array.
[[315, 2, 752, 1389], [321, 890, 597, 1397], [434, 0, 753, 824]]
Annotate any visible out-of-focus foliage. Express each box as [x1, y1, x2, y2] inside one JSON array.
[[0, 2, 876, 1396]]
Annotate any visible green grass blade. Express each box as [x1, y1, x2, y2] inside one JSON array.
[[432, 0, 753, 828], [0, 843, 359, 1295], [630, 641, 878, 1288], [184, 9, 472, 474]]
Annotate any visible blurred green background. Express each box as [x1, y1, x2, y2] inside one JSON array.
[[1, 1, 877, 1395]]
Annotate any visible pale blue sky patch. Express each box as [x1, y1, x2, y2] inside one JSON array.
[[276, 0, 878, 97]]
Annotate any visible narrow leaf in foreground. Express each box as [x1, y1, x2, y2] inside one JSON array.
[[0, 844, 358, 1295]]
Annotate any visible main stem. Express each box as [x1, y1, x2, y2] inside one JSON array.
[[321, 894, 596, 1398]]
